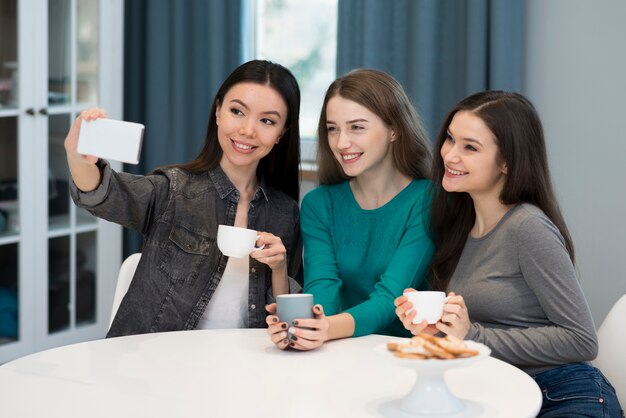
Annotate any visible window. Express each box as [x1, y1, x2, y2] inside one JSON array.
[[247, 0, 338, 162]]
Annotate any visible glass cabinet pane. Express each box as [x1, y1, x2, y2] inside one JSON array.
[[0, 243, 19, 345], [77, 207, 97, 227], [0, 117, 19, 237], [76, 232, 96, 326], [48, 0, 71, 105], [0, 0, 119, 364], [77, 0, 99, 104], [48, 114, 71, 230], [49, 236, 70, 333], [0, 0, 18, 109]]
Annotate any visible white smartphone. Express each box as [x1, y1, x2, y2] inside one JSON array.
[[77, 118, 145, 164]]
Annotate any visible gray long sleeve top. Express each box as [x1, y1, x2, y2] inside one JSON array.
[[448, 204, 598, 375]]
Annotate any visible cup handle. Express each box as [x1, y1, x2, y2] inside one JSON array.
[[255, 235, 265, 251]]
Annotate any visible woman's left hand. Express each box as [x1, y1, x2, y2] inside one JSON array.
[[250, 232, 287, 271], [285, 304, 329, 351], [435, 292, 471, 339]]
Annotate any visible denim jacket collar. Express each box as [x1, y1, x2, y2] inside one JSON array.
[[209, 165, 269, 203]]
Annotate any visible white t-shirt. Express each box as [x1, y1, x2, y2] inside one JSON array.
[[197, 256, 249, 329]]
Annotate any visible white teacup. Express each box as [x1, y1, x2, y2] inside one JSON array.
[[217, 225, 264, 258], [404, 291, 447, 324]]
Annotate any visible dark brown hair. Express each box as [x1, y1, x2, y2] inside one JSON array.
[[316, 69, 431, 184], [171, 60, 301, 202], [429, 90, 575, 291]]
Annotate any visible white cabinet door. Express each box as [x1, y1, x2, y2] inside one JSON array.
[[0, 0, 123, 363]]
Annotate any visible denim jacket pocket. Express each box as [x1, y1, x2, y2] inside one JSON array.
[[158, 224, 215, 285]]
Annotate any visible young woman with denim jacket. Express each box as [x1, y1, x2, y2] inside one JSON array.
[[395, 91, 623, 417], [64, 60, 303, 337], [266, 69, 435, 350]]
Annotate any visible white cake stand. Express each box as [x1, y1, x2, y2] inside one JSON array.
[[376, 340, 491, 416]]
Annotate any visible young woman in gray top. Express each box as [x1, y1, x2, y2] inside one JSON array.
[[65, 60, 303, 337], [395, 91, 622, 417]]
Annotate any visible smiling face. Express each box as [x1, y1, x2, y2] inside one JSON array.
[[440, 110, 507, 201], [216, 82, 287, 173], [325, 95, 395, 178]]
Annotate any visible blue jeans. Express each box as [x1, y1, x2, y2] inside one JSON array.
[[532, 363, 623, 418]]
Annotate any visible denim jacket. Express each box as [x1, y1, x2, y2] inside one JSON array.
[[70, 160, 303, 337]]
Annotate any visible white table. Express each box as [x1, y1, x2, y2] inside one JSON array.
[[0, 329, 541, 417]]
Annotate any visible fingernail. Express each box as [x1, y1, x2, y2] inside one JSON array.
[[291, 335, 298, 341], [271, 317, 278, 323], [314, 305, 321, 312], [292, 320, 299, 326], [288, 327, 296, 334], [281, 323, 287, 330], [280, 331, 287, 338], [282, 339, 289, 345], [289, 342, 295, 347]]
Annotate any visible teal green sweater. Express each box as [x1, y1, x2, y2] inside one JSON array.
[[301, 179, 435, 337]]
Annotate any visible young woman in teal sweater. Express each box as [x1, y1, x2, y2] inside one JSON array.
[[266, 69, 435, 350]]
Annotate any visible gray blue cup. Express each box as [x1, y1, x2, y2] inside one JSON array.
[[276, 294, 314, 328]]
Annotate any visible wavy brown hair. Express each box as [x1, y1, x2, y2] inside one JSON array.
[[429, 91, 575, 291], [170, 60, 301, 202], [316, 69, 432, 184]]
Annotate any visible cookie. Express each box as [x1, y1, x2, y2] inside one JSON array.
[[386, 333, 480, 360], [437, 336, 479, 357], [395, 344, 428, 359], [422, 340, 456, 359]]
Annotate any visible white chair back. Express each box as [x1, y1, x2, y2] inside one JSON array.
[[593, 293, 626, 405], [109, 253, 142, 328]]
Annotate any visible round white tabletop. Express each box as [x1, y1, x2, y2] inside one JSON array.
[[0, 329, 541, 417]]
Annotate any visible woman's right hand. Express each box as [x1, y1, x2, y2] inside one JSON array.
[[64, 107, 107, 162], [265, 303, 290, 350], [65, 108, 107, 192], [394, 288, 437, 335]]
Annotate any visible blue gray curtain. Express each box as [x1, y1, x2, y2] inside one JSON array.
[[123, 0, 243, 255], [336, 0, 525, 139]]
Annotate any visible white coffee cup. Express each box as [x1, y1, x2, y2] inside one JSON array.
[[404, 291, 447, 324], [217, 225, 264, 258]]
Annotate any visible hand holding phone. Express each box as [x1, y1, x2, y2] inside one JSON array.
[[77, 118, 145, 164]]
